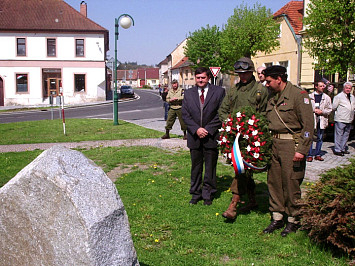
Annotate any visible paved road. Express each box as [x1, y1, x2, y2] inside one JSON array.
[[0, 89, 163, 123]]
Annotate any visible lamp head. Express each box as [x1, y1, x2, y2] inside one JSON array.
[[120, 16, 132, 29]]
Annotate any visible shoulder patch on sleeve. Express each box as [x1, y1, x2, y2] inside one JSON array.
[[300, 90, 307, 94]]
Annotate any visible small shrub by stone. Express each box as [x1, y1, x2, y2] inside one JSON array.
[[301, 158, 355, 258]]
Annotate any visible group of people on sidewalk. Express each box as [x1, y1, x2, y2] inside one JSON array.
[[306, 80, 355, 162], [159, 57, 354, 237]]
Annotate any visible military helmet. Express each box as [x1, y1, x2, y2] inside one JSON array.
[[234, 57, 255, 73]]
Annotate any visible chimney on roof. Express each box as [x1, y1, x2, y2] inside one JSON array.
[[80, 1, 87, 17]]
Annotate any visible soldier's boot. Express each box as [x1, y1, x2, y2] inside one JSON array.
[[161, 130, 170, 139], [183, 131, 187, 140], [222, 194, 240, 220], [239, 188, 258, 213]]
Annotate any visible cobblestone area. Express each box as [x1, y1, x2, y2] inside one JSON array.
[[304, 140, 355, 182]]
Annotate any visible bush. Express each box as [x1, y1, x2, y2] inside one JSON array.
[[301, 158, 355, 258], [142, 85, 152, 89]]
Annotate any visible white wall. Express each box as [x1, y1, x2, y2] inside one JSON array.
[[0, 33, 105, 61], [0, 32, 107, 106]]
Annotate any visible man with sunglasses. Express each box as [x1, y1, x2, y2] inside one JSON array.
[[218, 57, 268, 220]]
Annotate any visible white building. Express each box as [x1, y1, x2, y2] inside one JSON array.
[[0, 0, 109, 106]]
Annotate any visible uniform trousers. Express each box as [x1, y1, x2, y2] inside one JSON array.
[[189, 146, 218, 201], [230, 170, 255, 196], [165, 108, 187, 131], [268, 138, 305, 219]]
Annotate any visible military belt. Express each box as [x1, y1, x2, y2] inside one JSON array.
[[272, 132, 294, 140]]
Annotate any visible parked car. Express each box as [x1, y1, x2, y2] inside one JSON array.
[[120, 85, 134, 98]]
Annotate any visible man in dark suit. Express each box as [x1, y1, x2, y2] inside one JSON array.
[[182, 67, 225, 205]]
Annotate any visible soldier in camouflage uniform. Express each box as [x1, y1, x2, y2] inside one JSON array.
[[262, 65, 314, 237], [218, 57, 269, 220]]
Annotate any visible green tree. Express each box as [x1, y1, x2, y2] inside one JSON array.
[[184, 25, 222, 70], [220, 3, 280, 73], [303, 0, 355, 79]]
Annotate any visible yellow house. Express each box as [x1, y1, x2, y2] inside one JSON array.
[[252, 1, 304, 85]]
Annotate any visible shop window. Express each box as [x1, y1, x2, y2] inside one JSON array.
[[74, 74, 86, 92]]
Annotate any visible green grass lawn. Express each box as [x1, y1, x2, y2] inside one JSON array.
[[0, 118, 165, 145], [0, 119, 350, 264], [0, 146, 349, 265]]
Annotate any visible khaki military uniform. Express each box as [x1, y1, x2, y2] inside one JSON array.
[[165, 87, 187, 131], [218, 77, 268, 196], [266, 82, 314, 220]]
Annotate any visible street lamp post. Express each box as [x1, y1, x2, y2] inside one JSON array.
[[113, 14, 134, 125]]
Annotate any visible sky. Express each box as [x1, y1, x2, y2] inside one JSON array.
[[65, 0, 294, 66]]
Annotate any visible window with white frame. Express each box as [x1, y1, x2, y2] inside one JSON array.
[[264, 62, 273, 68], [75, 39, 84, 57], [17, 38, 26, 56], [279, 61, 289, 76], [47, 39, 56, 57]]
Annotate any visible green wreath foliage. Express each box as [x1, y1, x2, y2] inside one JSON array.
[[218, 106, 272, 170]]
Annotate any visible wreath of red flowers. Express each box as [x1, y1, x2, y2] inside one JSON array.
[[218, 106, 272, 171]]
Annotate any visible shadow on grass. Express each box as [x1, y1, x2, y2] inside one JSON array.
[[215, 175, 270, 224]]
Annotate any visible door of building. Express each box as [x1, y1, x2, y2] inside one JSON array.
[[0, 77, 4, 106], [47, 78, 60, 97]]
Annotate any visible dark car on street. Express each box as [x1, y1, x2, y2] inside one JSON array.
[[120, 85, 134, 98]]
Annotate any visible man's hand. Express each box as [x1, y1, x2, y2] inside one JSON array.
[[197, 127, 208, 138], [293, 152, 304, 161], [314, 109, 323, 115]]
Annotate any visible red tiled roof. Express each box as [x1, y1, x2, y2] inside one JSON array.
[[0, 0, 108, 33], [171, 57, 192, 70], [137, 68, 159, 79], [273, 1, 303, 35]]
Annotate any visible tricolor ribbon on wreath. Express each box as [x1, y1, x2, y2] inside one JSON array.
[[230, 133, 268, 175]]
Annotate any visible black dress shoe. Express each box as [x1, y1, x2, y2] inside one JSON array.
[[342, 150, 350, 154], [333, 151, 344, 156], [263, 220, 285, 234], [189, 197, 202, 205], [203, 199, 212, 206], [281, 222, 300, 237]]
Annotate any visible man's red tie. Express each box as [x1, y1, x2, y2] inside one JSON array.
[[200, 89, 205, 104]]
